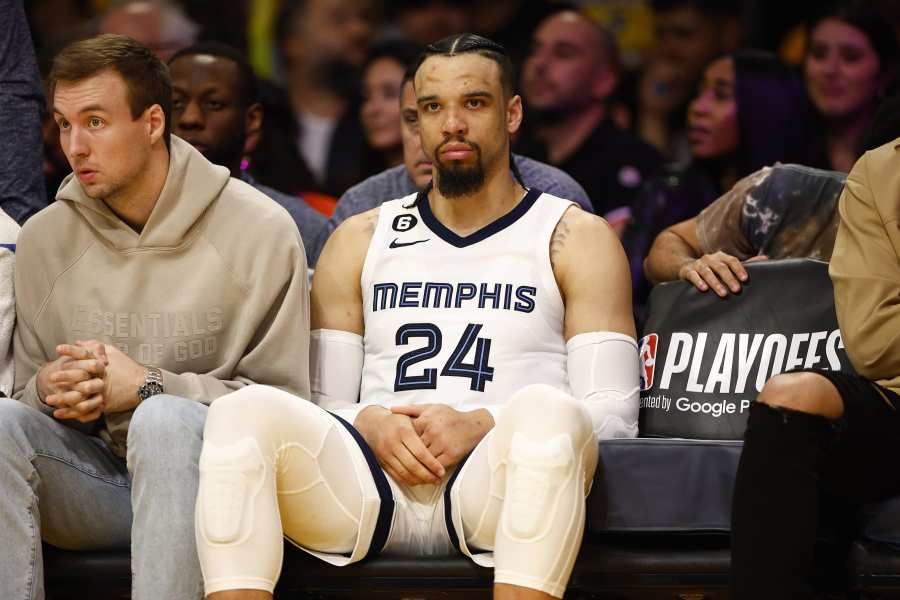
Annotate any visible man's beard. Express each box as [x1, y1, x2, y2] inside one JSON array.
[[433, 138, 485, 198]]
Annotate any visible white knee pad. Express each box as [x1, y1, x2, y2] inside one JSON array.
[[502, 432, 575, 542], [198, 437, 266, 545]]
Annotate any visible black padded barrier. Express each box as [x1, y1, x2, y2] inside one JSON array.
[[639, 258, 856, 440], [589, 438, 742, 534]]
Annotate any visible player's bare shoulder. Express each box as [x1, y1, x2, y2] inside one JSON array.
[[311, 206, 381, 330], [340, 206, 381, 238], [319, 206, 381, 268], [550, 204, 632, 323], [550, 205, 621, 271]]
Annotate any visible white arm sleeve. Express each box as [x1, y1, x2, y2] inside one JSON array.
[[310, 329, 366, 424], [566, 331, 640, 440]]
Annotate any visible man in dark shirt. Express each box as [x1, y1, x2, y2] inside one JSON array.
[[517, 9, 661, 226], [168, 43, 326, 259], [277, 0, 374, 196]]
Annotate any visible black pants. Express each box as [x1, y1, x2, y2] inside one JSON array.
[[730, 369, 900, 600]]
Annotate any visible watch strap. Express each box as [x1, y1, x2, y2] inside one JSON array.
[[138, 366, 165, 402]]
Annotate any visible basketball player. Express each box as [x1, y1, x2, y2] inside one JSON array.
[[194, 34, 638, 600]]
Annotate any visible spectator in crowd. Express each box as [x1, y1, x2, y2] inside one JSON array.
[[1, 0, 47, 223], [804, 3, 899, 173], [277, 0, 375, 196], [517, 10, 662, 227], [308, 66, 592, 265], [643, 92, 900, 299], [622, 50, 815, 317], [469, 0, 564, 67], [633, 54, 695, 159], [642, 0, 743, 159], [99, 0, 198, 61], [359, 41, 421, 179], [729, 108, 900, 600], [651, 0, 742, 99], [0, 34, 309, 599], [168, 43, 327, 260], [194, 32, 637, 600], [244, 81, 338, 216], [640, 0, 743, 161]]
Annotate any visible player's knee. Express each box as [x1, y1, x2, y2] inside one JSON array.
[[758, 373, 844, 420], [197, 436, 267, 545], [209, 385, 281, 419], [505, 384, 592, 444], [207, 386, 257, 424], [206, 385, 312, 440]]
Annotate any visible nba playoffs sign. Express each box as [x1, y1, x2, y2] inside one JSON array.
[[639, 259, 856, 440]]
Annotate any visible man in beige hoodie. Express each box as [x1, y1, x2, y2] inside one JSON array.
[[0, 34, 310, 599]]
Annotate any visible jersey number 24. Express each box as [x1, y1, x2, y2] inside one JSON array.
[[394, 323, 494, 392]]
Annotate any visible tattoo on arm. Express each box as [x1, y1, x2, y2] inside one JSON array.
[[549, 214, 571, 265], [364, 210, 378, 234]]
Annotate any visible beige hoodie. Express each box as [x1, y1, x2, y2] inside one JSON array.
[[13, 136, 310, 456]]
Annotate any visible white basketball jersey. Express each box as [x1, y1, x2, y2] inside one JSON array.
[[359, 188, 573, 413]]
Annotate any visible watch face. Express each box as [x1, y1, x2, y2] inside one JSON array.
[[140, 382, 165, 401]]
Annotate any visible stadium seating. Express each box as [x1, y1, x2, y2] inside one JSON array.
[[44, 259, 900, 598]]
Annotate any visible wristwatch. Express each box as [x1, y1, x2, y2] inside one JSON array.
[[137, 366, 165, 402]]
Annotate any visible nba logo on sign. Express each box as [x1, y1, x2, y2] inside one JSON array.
[[639, 334, 658, 391]]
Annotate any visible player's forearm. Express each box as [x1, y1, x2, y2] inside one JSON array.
[[568, 332, 639, 440], [643, 229, 700, 285]]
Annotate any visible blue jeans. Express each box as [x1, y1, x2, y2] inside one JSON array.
[[0, 395, 207, 599]]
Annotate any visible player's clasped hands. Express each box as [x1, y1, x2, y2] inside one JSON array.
[[357, 403, 495, 487], [356, 406, 446, 486], [39, 342, 109, 423], [678, 252, 768, 297], [391, 404, 493, 470]]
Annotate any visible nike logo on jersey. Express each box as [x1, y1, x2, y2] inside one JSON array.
[[389, 238, 430, 249]]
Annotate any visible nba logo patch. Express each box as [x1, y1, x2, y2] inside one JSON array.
[[639, 334, 658, 391]]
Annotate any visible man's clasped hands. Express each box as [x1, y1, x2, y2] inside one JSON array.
[[37, 341, 150, 423]]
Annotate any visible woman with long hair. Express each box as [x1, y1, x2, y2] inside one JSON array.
[[804, 3, 898, 172], [358, 41, 421, 178], [624, 50, 816, 320]]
